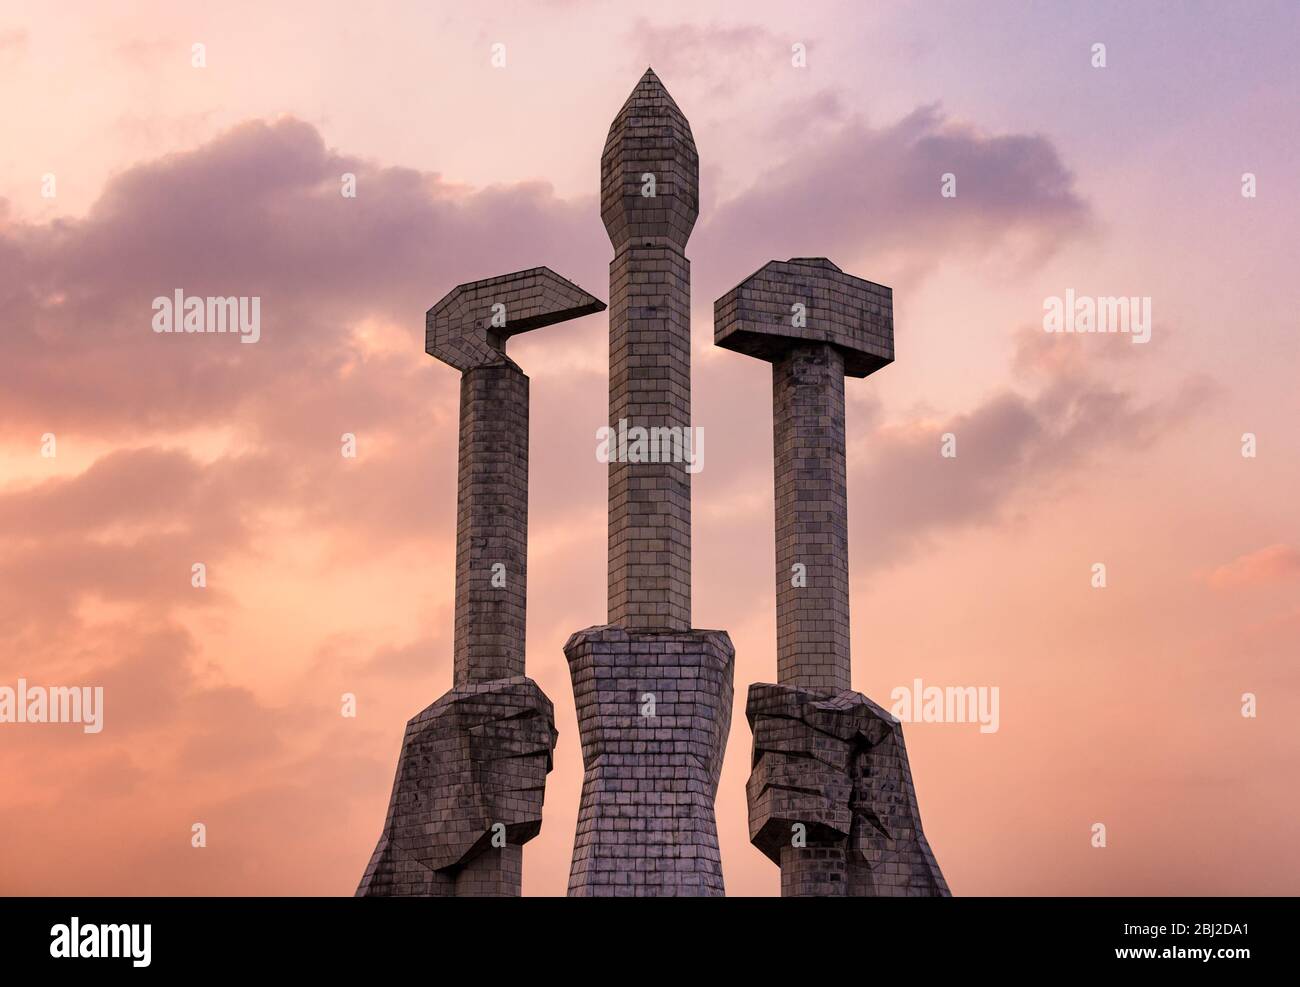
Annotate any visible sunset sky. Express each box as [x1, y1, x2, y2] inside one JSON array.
[[1, 0, 1297, 895]]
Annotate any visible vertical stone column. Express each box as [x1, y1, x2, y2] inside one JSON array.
[[442, 363, 529, 891], [455, 365, 528, 684], [607, 247, 692, 630], [358, 267, 603, 897], [602, 68, 696, 632], [565, 68, 734, 897], [773, 343, 850, 691], [716, 257, 949, 897]]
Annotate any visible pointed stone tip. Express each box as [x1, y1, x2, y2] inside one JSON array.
[[602, 67, 698, 246], [609, 67, 689, 136], [622, 65, 676, 106]]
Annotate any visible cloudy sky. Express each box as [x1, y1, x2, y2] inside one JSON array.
[[1, 0, 1297, 895]]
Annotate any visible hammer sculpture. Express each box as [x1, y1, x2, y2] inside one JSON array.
[[715, 258, 949, 896], [357, 267, 605, 896]]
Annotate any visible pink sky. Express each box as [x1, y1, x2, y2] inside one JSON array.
[[1, 0, 1297, 895]]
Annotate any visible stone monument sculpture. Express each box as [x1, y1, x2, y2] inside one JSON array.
[[563, 68, 735, 897], [357, 268, 604, 896], [715, 258, 949, 896], [358, 69, 948, 900]]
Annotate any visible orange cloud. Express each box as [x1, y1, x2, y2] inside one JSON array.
[[1204, 544, 1300, 589]]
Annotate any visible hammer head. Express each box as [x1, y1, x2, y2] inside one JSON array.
[[714, 258, 893, 378], [426, 266, 606, 372]]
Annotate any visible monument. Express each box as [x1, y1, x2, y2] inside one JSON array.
[[357, 268, 604, 896], [357, 69, 947, 899], [563, 68, 735, 897], [715, 258, 949, 896]]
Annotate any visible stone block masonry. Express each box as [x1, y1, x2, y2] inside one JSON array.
[[602, 69, 698, 632], [716, 257, 949, 896], [606, 245, 693, 630], [359, 67, 948, 900], [564, 69, 735, 896], [773, 343, 850, 691], [747, 683, 949, 897], [358, 268, 604, 896], [454, 364, 528, 684], [356, 678, 556, 896], [566, 626, 733, 896]]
